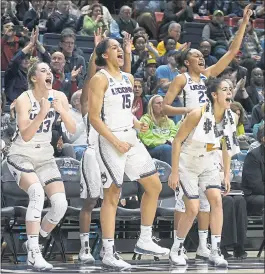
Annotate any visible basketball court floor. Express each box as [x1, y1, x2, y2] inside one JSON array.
[[1, 252, 264, 273]]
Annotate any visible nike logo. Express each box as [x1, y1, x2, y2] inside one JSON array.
[[28, 260, 35, 266]]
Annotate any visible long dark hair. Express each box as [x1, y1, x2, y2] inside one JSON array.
[[95, 38, 111, 67]]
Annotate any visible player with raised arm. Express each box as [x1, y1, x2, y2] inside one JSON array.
[[169, 78, 240, 267], [78, 29, 133, 263], [6, 52, 76, 270], [162, 4, 253, 263], [88, 37, 169, 269]]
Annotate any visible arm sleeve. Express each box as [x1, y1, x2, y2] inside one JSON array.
[[62, 120, 86, 144]]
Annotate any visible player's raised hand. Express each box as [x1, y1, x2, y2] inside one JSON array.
[[243, 4, 253, 23], [123, 32, 132, 54], [40, 97, 51, 116], [52, 98, 64, 114], [115, 140, 132, 154], [94, 27, 107, 47]]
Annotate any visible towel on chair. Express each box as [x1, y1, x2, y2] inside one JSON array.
[[192, 103, 240, 156]]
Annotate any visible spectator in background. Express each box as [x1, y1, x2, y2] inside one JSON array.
[[115, 6, 138, 37], [189, 0, 210, 16], [58, 28, 86, 88], [0, 92, 16, 150], [202, 10, 232, 60], [251, 93, 264, 127], [50, 51, 80, 100], [43, 0, 56, 17], [232, 19, 263, 64], [199, 40, 218, 68], [132, 27, 159, 59], [80, 3, 107, 36], [160, 0, 193, 36], [156, 37, 177, 66], [1, 19, 20, 71], [246, 67, 264, 106], [242, 123, 265, 216], [225, 0, 249, 18], [4, 29, 50, 104], [253, 103, 264, 140], [1, 0, 20, 26], [131, 34, 151, 75], [14, 0, 31, 21], [135, 58, 159, 95], [81, 0, 113, 29], [133, 1, 164, 40], [229, 51, 249, 86], [139, 95, 178, 166], [132, 78, 148, 120], [231, 102, 246, 136], [46, 0, 76, 33], [157, 23, 183, 56], [156, 50, 183, 123], [255, 1, 265, 18], [62, 90, 87, 160], [23, 0, 48, 31]]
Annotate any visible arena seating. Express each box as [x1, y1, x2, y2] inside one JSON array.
[[182, 22, 206, 49]]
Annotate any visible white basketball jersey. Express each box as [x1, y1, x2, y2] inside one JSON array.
[[12, 90, 56, 147], [100, 69, 134, 132], [183, 72, 208, 108]]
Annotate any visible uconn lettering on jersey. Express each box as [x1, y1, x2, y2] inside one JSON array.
[[29, 110, 55, 120], [111, 86, 133, 95], [190, 84, 206, 91]]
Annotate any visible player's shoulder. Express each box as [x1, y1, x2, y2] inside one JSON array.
[[16, 91, 31, 106], [122, 72, 134, 84], [92, 70, 109, 84], [53, 89, 67, 100], [173, 73, 187, 85]]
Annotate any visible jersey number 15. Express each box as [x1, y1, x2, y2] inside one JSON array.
[[122, 94, 131, 109]]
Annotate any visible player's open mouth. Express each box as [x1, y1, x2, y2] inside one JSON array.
[[225, 98, 232, 102], [45, 79, 52, 84], [118, 54, 123, 60], [198, 61, 205, 67]]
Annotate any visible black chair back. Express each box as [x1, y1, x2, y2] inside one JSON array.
[[1, 160, 28, 205], [182, 22, 206, 49], [55, 157, 81, 200]]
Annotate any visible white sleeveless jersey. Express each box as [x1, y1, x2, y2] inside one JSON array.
[[12, 90, 56, 147], [100, 69, 134, 132], [183, 72, 208, 108]]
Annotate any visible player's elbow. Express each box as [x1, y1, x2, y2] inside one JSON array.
[[68, 122, 76, 135], [21, 133, 33, 142], [162, 101, 169, 114]]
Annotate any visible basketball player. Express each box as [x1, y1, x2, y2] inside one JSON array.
[[6, 60, 76, 271], [78, 29, 133, 263], [162, 4, 253, 263], [168, 78, 239, 267], [87, 38, 169, 269]]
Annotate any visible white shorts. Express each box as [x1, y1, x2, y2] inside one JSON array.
[[175, 187, 210, 212], [95, 129, 157, 188], [80, 146, 102, 199], [179, 151, 221, 199], [7, 145, 62, 187]]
